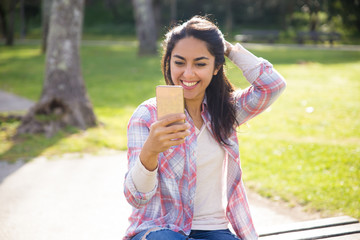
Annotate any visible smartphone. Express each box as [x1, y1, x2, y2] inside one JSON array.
[[156, 85, 185, 125]]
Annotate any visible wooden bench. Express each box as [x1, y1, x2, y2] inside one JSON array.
[[258, 216, 360, 240], [235, 30, 280, 43], [296, 31, 341, 45]]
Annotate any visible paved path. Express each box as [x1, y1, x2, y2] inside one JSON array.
[[0, 152, 320, 240], [0, 152, 129, 240], [0, 90, 34, 113], [0, 91, 321, 239]]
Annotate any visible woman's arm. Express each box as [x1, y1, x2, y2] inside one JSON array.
[[124, 101, 190, 208], [124, 103, 158, 208], [226, 42, 287, 126]]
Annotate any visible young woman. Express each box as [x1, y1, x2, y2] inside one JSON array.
[[124, 16, 286, 240]]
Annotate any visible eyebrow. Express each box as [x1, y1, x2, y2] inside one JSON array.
[[173, 55, 209, 61]]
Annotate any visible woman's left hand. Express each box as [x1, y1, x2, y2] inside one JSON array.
[[224, 40, 234, 57]]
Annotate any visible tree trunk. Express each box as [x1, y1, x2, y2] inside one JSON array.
[[104, 0, 121, 23], [41, 0, 53, 54], [225, 0, 233, 35], [19, 0, 25, 39], [132, 0, 157, 55], [281, 0, 296, 30], [0, 3, 8, 39], [309, 11, 318, 32], [16, 0, 97, 138], [153, 0, 161, 36], [5, 0, 18, 46], [170, 0, 177, 25]]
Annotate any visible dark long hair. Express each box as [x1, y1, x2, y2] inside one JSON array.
[[161, 16, 238, 145]]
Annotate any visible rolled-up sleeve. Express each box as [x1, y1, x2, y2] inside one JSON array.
[[124, 102, 159, 208], [229, 43, 287, 125]]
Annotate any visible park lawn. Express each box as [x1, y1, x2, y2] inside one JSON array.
[[0, 43, 359, 219]]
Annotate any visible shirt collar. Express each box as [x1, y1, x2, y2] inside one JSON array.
[[201, 95, 208, 114]]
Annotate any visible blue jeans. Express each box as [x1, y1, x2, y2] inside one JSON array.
[[131, 228, 241, 240]]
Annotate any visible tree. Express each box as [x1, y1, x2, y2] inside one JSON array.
[[132, 0, 158, 55], [170, 0, 177, 25], [0, 3, 7, 38], [0, 0, 19, 46], [224, 0, 233, 35], [278, 0, 296, 30], [329, 0, 360, 33], [153, 0, 162, 35], [41, 0, 53, 53], [16, 0, 97, 138], [303, 0, 322, 31], [104, 0, 121, 23], [19, 0, 25, 39]]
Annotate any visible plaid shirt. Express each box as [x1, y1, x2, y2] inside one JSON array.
[[124, 53, 286, 240]]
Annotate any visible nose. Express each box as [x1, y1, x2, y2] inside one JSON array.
[[183, 64, 195, 79]]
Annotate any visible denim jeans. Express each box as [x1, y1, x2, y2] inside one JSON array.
[[131, 228, 241, 240]]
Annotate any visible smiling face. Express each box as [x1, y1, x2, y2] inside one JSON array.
[[170, 37, 219, 106]]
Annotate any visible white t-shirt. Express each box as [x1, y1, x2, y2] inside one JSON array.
[[191, 124, 229, 230], [130, 124, 229, 230]]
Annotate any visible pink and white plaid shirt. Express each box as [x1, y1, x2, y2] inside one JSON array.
[[123, 49, 286, 240]]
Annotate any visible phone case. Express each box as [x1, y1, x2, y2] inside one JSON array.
[[156, 85, 185, 122]]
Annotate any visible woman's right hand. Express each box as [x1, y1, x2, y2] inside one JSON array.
[[139, 113, 190, 171]]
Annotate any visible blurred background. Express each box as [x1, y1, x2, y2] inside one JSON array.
[[1, 0, 360, 45], [0, 0, 359, 234]]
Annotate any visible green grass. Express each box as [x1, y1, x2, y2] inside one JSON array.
[[0, 43, 359, 220], [0, 44, 163, 160]]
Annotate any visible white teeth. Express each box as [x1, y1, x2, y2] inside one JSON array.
[[182, 81, 197, 87]]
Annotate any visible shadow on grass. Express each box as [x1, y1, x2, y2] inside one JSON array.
[[0, 117, 81, 183]]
